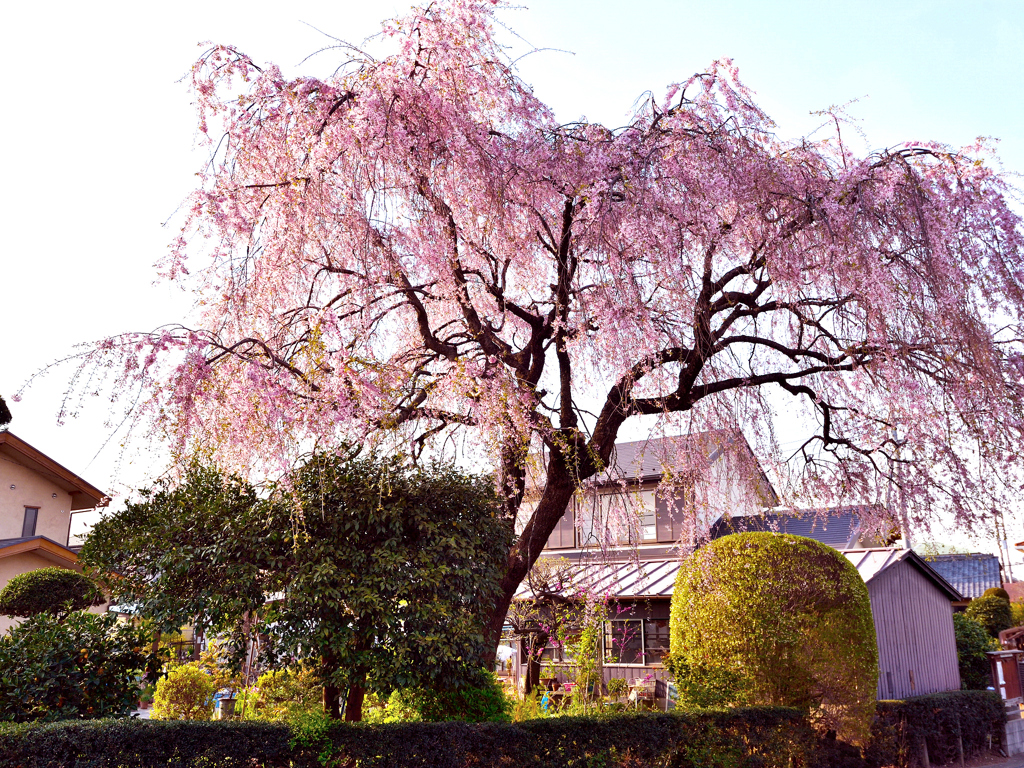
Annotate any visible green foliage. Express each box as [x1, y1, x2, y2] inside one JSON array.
[[983, 587, 1010, 601], [81, 453, 513, 718], [385, 672, 513, 723], [865, 690, 1004, 768], [605, 678, 627, 698], [243, 666, 321, 721], [1012, 600, 1024, 628], [0, 568, 104, 620], [0, 396, 11, 429], [0, 611, 151, 722], [952, 612, 997, 690], [965, 594, 1013, 637], [151, 663, 215, 721], [670, 533, 878, 743], [0, 707, 827, 768]]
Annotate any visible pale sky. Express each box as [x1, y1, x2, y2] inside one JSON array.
[[2, 0, 1023, 560]]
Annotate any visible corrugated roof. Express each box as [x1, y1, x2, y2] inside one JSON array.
[[709, 508, 867, 549], [518, 546, 963, 602], [842, 548, 962, 600], [921, 553, 1001, 599]]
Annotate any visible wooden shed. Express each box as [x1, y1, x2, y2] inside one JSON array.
[[844, 549, 963, 700]]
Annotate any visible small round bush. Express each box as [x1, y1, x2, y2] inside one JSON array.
[[371, 672, 512, 723], [965, 595, 1013, 638], [984, 587, 1011, 601], [0, 567, 104, 619], [151, 662, 215, 721], [953, 612, 997, 690], [670, 532, 877, 743]]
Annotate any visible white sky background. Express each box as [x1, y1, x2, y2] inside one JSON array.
[[2, 0, 1023, 562]]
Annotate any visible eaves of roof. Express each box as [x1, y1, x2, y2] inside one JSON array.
[[0, 431, 108, 510]]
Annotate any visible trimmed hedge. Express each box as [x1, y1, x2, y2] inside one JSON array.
[[0, 707, 820, 768], [865, 690, 1004, 767], [0, 692, 1002, 767]]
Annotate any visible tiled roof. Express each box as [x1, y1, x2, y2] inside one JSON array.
[[708, 507, 869, 549], [920, 553, 1002, 599]]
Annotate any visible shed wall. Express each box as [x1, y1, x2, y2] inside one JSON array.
[[869, 561, 961, 699]]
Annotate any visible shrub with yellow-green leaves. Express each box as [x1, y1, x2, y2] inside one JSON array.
[[151, 663, 215, 721], [669, 532, 878, 744]]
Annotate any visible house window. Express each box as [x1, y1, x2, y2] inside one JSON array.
[[603, 618, 670, 666], [576, 490, 658, 548], [22, 507, 38, 537]]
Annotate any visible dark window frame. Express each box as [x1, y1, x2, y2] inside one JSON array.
[[22, 507, 39, 538]]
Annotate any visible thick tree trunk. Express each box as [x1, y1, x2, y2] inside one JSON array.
[[323, 683, 341, 719], [344, 684, 366, 722]]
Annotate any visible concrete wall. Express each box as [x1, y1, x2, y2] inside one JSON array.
[[869, 561, 961, 699], [0, 454, 73, 544]]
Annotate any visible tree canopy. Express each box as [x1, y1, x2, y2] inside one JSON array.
[[69, 0, 1024, 643], [0, 568, 105, 620], [80, 453, 512, 720], [670, 533, 878, 743]]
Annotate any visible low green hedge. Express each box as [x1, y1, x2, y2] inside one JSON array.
[[0, 691, 1003, 768], [865, 690, 1004, 767], [0, 708, 818, 768]]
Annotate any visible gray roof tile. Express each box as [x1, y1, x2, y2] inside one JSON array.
[[920, 553, 1001, 599]]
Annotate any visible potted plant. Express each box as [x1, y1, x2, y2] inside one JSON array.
[[606, 677, 627, 703], [540, 661, 560, 690]]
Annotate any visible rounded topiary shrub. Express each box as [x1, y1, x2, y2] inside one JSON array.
[[983, 587, 1010, 601], [0, 567, 104, 620], [670, 532, 878, 743], [151, 662, 215, 721], [965, 594, 1013, 637]]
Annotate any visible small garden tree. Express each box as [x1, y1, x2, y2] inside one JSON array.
[[953, 612, 997, 690], [0, 568, 104, 621], [965, 595, 1013, 638], [82, 452, 512, 721], [0, 611, 152, 722], [150, 663, 215, 721], [670, 532, 877, 743], [0, 396, 11, 429]]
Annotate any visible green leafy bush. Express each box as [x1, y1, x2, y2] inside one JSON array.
[[0, 568, 104, 620], [983, 587, 1010, 601], [865, 690, 1003, 767], [0, 707, 828, 768], [368, 672, 512, 723], [953, 612, 997, 690], [670, 532, 878, 743], [0, 611, 150, 722], [965, 594, 1013, 637], [151, 663, 215, 721], [242, 666, 321, 721]]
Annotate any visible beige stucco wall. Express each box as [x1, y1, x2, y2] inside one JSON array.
[[0, 454, 73, 544]]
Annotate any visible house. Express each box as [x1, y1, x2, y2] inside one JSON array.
[[0, 431, 107, 632], [511, 436, 962, 703], [514, 547, 963, 703], [924, 553, 1003, 609], [522, 430, 780, 560]]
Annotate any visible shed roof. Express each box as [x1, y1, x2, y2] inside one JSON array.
[[843, 548, 963, 601], [920, 553, 1001, 599]]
